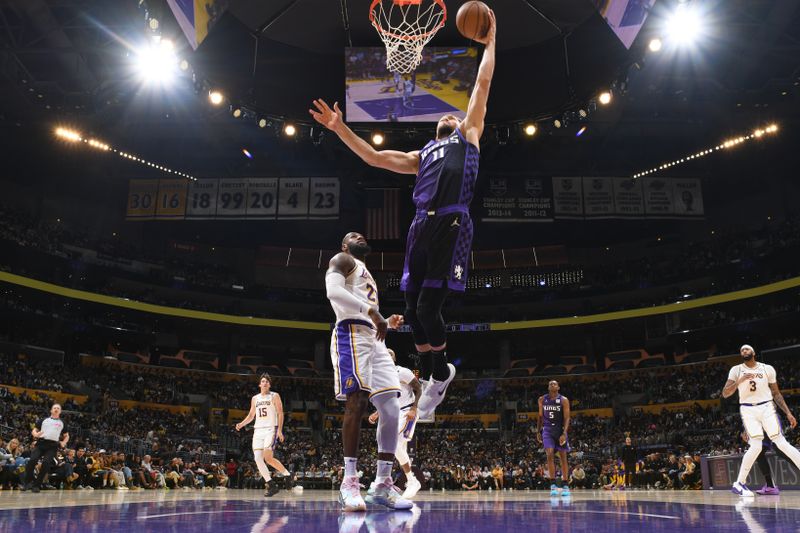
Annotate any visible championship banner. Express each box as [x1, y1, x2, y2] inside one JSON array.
[[154, 179, 189, 219], [612, 177, 645, 217], [673, 178, 704, 217], [126, 179, 160, 220], [479, 176, 554, 222], [582, 177, 615, 218], [643, 177, 675, 216], [552, 177, 583, 218]]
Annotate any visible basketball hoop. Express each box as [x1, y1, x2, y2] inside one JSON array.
[[369, 0, 447, 74]]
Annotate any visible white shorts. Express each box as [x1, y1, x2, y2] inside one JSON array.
[[253, 426, 278, 451], [740, 401, 782, 440], [331, 319, 400, 402], [399, 407, 418, 441]]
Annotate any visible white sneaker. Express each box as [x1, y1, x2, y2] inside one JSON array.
[[365, 479, 413, 510], [401, 476, 421, 500], [417, 364, 456, 419], [339, 476, 366, 512], [731, 481, 754, 497]]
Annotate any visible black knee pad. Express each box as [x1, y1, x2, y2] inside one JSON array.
[[403, 306, 429, 346]]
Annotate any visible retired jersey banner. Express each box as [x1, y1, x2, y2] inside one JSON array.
[[480, 176, 554, 222], [582, 177, 615, 218], [673, 178, 704, 217], [643, 177, 675, 216], [126, 178, 339, 221], [552, 177, 583, 218], [612, 178, 645, 217]]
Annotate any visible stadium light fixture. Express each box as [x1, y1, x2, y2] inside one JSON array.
[[284, 124, 297, 137], [648, 38, 663, 52], [524, 124, 537, 136], [135, 38, 178, 86], [54, 127, 82, 142], [231, 106, 242, 118], [208, 90, 224, 106], [598, 91, 612, 105], [665, 3, 704, 47], [371, 132, 385, 145]]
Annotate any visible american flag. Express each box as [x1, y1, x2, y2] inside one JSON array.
[[366, 188, 401, 240]]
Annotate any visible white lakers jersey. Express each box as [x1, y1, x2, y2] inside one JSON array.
[[728, 362, 776, 404], [330, 257, 379, 324], [397, 366, 417, 408], [253, 392, 277, 428]]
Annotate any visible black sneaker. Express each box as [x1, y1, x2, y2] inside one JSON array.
[[264, 481, 280, 497], [20, 484, 29, 492], [31, 486, 41, 493]]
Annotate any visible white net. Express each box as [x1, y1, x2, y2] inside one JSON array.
[[369, 0, 447, 74]]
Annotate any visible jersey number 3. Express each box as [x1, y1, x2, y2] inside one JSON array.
[[749, 381, 757, 392]]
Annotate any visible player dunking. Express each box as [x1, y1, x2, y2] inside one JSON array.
[[368, 348, 423, 499], [326, 232, 412, 511], [537, 380, 571, 496], [311, 11, 497, 421], [722, 344, 800, 497], [235, 373, 290, 497]]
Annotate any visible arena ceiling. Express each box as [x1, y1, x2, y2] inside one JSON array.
[[0, 0, 798, 174]]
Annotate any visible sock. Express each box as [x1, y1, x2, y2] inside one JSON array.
[[406, 470, 415, 481], [431, 349, 449, 381], [756, 450, 773, 487], [255, 453, 272, 482], [344, 457, 358, 478], [418, 351, 432, 381], [737, 438, 762, 485], [376, 460, 393, 483]]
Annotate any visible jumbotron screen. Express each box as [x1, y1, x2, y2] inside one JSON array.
[[345, 47, 478, 122]]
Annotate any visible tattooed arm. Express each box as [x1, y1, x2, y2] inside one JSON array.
[[769, 382, 798, 429]]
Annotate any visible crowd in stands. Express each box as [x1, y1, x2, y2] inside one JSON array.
[[3, 346, 800, 493], [2, 203, 800, 324]]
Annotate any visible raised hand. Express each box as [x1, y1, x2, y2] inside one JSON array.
[[309, 99, 343, 132], [474, 9, 496, 46]]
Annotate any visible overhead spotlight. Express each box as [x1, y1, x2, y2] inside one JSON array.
[[524, 124, 537, 136], [598, 91, 612, 105], [648, 38, 662, 52], [179, 59, 189, 71], [284, 124, 297, 136], [54, 127, 82, 142], [665, 3, 703, 46], [258, 117, 269, 129], [242, 148, 253, 159], [148, 18, 160, 31], [135, 38, 178, 85], [576, 126, 587, 137], [553, 118, 562, 129], [578, 108, 588, 118], [208, 90, 224, 106], [231, 106, 242, 118], [371, 132, 384, 145]]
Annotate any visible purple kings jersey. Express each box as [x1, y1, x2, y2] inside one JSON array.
[[413, 128, 480, 210], [542, 394, 565, 429]]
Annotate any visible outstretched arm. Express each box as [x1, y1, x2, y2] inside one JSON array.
[[309, 99, 419, 174], [460, 9, 496, 146]]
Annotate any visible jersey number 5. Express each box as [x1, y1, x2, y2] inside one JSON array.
[[749, 381, 757, 392], [548, 412, 554, 419]]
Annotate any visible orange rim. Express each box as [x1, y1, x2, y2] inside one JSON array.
[[369, 0, 447, 42]]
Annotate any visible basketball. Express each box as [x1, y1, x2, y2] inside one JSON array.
[[456, 1, 491, 41]]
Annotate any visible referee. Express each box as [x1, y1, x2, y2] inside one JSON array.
[[22, 403, 70, 493]]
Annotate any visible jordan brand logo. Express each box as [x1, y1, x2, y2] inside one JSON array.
[[451, 218, 460, 228], [454, 265, 463, 280]]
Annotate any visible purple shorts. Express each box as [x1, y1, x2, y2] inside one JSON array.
[[542, 428, 570, 452]]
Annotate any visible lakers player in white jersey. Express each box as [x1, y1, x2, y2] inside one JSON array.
[[326, 232, 412, 512], [369, 348, 423, 499], [235, 373, 290, 497], [722, 344, 800, 497]]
